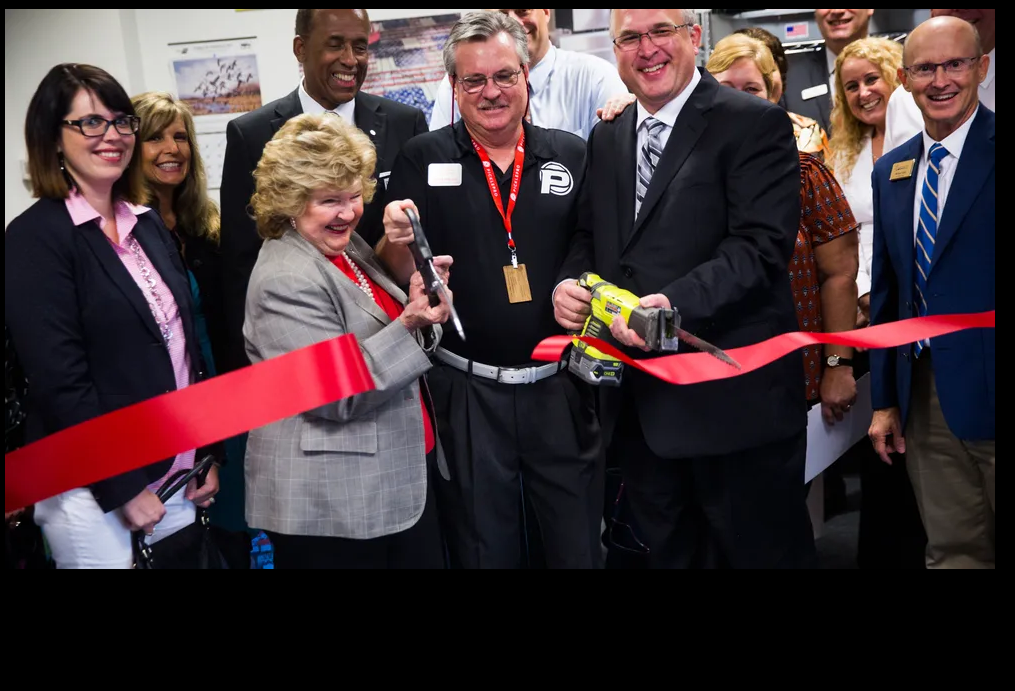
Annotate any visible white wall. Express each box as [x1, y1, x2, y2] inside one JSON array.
[[5, 8, 474, 227], [5, 9, 136, 226]]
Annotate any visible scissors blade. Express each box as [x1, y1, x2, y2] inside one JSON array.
[[675, 328, 741, 370], [437, 280, 466, 341]]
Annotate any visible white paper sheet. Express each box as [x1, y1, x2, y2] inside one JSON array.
[[805, 374, 873, 483]]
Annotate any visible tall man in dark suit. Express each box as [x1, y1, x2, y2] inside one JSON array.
[[219, 8, 428, 372], [554, 8, 814, 569], [868, 16, 994, 569], [785, 9, 873, 134]]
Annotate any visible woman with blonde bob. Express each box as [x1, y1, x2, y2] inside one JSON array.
[[714, 31, 831, 162], [243, 113, 454, 569], [708, 35, 860, 422], [828, 37, 904, 326]]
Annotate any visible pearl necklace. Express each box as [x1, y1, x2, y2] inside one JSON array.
[[344, 252, 374, 300]]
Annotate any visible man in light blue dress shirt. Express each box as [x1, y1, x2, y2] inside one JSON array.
[[428, 9, 629, 140]]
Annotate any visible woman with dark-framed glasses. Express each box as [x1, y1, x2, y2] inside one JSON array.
[[5, 64, 222, 569]]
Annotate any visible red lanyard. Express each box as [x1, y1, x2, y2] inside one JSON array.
[[471, 132, 526, 267]]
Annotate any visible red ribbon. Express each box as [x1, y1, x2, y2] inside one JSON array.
[[532, 312, 995, 385], [5, 335, 375, 514]]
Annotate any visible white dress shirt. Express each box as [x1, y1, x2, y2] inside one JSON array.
[[826, 47, 839, 103], [298, 80, 357, 126], [429, 44, 628, 140], [913, 106, 976, 245], [552, 69, 701, 303], [912, 106, 977, 348], [633, 68, 701, 219], [835, 134, 875, 297], [884, 48, 995, 153]]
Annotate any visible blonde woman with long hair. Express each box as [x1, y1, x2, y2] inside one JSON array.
[[828, 38, 904, 325], [132, 92, 225, 370]]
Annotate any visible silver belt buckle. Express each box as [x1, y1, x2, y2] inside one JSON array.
[[498, 367, 535, 385]]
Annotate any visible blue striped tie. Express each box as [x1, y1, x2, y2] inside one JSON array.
[[636, 117, 665, 219], [914, 142, 949, 357]]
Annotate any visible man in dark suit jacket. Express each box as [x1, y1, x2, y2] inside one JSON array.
[[554, 8, 814, 569], [219, 8, 428, 372], [868, 17, 994, 569], [785, 9, 873, 134]]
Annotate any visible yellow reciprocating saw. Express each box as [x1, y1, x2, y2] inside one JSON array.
[[568, 273, 741, 386]]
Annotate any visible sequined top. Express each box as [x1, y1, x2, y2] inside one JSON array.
[[789, 111, 832, 165]]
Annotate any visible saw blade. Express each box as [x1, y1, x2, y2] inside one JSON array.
[[675, 328, 742, 370]]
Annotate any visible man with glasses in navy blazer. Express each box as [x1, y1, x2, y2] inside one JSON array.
[[868, 16, 994, 569]]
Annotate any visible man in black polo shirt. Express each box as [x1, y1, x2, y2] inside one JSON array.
[[378, 11, 603, 569]]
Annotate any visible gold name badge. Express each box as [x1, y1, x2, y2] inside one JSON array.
[[504, 265, 533, 304], [890, 159, 916, 181]]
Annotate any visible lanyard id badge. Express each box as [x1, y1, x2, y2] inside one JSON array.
[[472, 133, 532, 304]]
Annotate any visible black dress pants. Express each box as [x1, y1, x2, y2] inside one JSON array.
[[615, 402, 816, 569], [428, 364, 605, 569]]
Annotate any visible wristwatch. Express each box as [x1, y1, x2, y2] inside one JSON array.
[[826, 354, 853, 368]]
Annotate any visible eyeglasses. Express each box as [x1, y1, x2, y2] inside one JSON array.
[[612, 23, 691, 52], [455, 69, 523, 94], [903, 57, 980, 82], [62, 115, 140, 138]]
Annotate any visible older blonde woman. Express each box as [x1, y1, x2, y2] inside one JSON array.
[[829, 38, 904, 326], [708, 34, 860, 423], [243, 113, 454, 569]]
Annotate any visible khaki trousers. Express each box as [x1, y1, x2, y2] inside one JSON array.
[[907, 354, 995, 569]]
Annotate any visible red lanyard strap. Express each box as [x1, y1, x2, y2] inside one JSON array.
[[472, 132, 526, 266]]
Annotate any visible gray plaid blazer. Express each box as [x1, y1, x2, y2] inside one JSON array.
[[243, 230, 445, 539]]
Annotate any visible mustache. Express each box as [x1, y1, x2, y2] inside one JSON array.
[[478, 99, 508, 110]]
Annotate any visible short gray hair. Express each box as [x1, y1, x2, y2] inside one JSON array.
[[609, 9, 699, 37], [443, 11, 529, 77]]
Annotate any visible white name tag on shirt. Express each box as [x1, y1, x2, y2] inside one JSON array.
[[428, 163, 463, 187], [801, 84, 829, 101]]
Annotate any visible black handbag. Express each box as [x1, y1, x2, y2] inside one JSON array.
[[132, 456, 230, 570]]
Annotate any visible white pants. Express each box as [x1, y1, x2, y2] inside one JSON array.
[[34, 488, 197, 569]]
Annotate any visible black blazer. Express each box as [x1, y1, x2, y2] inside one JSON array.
[[4, 198, 220, 512], [560, 69, 807, 459], [219, 89, 428, 372], [784, 48, 833, 134]]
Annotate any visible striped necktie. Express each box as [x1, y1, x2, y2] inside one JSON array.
[[914, 142, 949, 357], [636, 117, 665, 219]]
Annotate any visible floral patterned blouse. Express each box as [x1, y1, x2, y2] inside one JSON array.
[[792, 153, 859, 402]]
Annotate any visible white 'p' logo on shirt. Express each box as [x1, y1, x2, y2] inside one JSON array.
[[540, 162, 573, 196]]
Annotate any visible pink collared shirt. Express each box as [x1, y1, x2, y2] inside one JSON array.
[[65, 192, 195, 492]]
